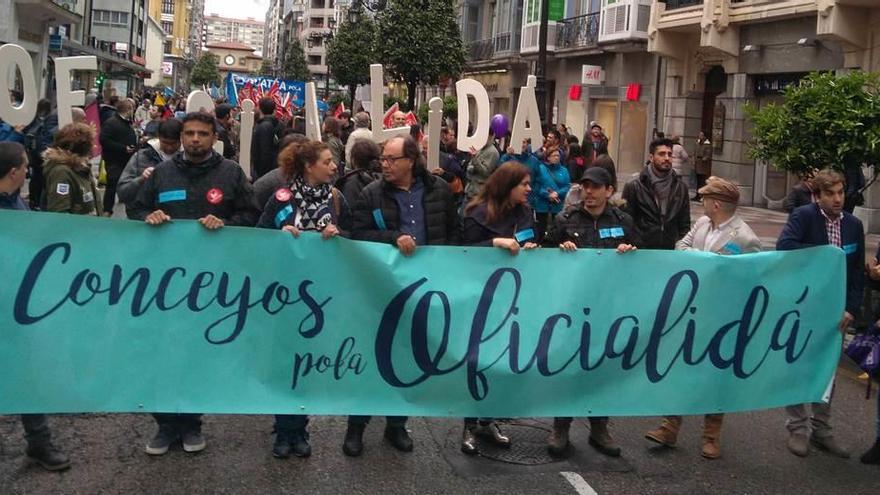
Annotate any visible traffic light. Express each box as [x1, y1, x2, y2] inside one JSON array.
[[96, 71, 106, 88]]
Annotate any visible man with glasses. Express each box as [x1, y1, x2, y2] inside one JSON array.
[[622, 138, 690, 249], [347, 135, 460, 456]]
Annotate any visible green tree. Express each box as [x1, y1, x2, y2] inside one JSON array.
[[190, 52, 221, 88], [258, 59, 274, 77], [376, 0, 466, 110], [746, 71, 880, 179], [417, 94, 457, 125], [280, 39, 310, 81], [326, 17, 376, 109]]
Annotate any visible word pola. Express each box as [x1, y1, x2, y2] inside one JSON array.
[[0, 46, 544, 174]]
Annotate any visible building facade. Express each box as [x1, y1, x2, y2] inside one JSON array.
[[148, 0, 197, 91], [144, 15, 165, 87], [89, 0, 149, 94], [204, 41, 263, 79], [203, 14, 265, 51], [648, 0, 880, 225], [264, 0, 287, 72]]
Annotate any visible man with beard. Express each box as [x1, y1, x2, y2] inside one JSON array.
[[129, 113, 259, 456]]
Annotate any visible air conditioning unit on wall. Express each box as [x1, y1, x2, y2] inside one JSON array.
[[599, 0, 651, 43]]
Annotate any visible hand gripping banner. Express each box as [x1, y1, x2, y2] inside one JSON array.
[[0, 210, 844, 417]]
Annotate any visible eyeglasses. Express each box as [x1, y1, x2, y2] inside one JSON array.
[[380, 155, 406, 163]]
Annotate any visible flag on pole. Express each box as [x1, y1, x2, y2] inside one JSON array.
[[333, 102, 345, 119], [382, 102, 399, 129], [154, 93, 166, 107], [83, 101, 102, 158]]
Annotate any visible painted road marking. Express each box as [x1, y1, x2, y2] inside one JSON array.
[[560, 471, 598, 495]]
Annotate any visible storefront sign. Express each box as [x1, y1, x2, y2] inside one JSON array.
[[581, 65, 603, 85], [0, 210, 844, 416], [161, 61, 174, 76]]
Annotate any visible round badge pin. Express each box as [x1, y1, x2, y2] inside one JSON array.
[[206, 188, 224, 205], [275, 188, 292, 202]]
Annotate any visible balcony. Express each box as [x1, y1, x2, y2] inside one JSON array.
[[494, 32, 513, 54], [15, 0, 81, 25], [663, 0, 703, 8], [556, 13, 600, 51], [468, 38, 494, 62]]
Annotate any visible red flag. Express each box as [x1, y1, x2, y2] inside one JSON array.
[[84, 101, 102, 157], [333, 102, 345, 119], [404, 111, 419, 126], [382, 102, 399, 129]]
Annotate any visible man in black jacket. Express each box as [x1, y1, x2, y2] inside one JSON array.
[[129, 113, 259, 456], [118, 118, 182, 213], [99, 99, 137, 215], [548, 166, 639, 458], [214, 103, 236, 161], [251, 98, 281, 180], [344, 135, 460, 457], [622, 138, 690, 249]]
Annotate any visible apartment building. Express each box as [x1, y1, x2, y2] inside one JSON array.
[[649, 0, 880, 216], [204, 14, 265, 51]]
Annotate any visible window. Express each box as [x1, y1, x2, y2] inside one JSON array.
[[162, 21, 173, 34], [164, 40, 173, 53], [308, 55, 321, 65], [93, 10, 129, 28], [162, 0, 174, 14]]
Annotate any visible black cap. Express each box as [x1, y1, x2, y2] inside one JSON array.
[[580, 167, 612, 187]]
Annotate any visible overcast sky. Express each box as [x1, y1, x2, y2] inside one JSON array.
[[204, 0, 269, 21]]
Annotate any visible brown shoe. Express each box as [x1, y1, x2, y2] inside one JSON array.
[[701, 414, 724, 459], [547, 418, 571, 456], [645, 416, 682, 447], [588, 418, 621, 457]]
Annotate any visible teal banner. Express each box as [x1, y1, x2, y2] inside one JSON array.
[[0, 210, 844, 417]]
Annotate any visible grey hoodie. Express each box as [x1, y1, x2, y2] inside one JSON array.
[[118, 139, 177, 210]]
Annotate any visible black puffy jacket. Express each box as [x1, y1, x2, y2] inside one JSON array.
[[129, 151, 259, 226], [621, 168, 690, 250], [99, 113, 137, 169], [351, 171, 461, 246], [550, 205, 641, 249]]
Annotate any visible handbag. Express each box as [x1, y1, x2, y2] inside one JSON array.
[[844, 329, 880, 398]]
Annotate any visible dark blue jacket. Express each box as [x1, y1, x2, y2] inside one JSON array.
[[777, 203, 864, 316], [0, 190, 28, 210]]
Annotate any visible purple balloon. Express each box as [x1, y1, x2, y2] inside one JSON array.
[[490, 114, 509, 137]]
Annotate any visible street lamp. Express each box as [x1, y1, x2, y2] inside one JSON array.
[[346, 0, 387, 23], [307, 17, 337, 99]]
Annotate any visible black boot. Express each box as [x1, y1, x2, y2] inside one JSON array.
[[343, 423, 365, 457], [26, 443, 70, 471], [861, 438, 880, 464], [384, 425, 414, 452]]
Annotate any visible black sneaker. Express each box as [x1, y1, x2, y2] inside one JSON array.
[[272, 432, 292, 459], [145, 426, 178, 456], [290, 429, 311, 458], [384, 426, 414, 452], [26, 444, 70, 471], [181, 429, 206, 453]]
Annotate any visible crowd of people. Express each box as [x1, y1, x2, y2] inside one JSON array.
[[0, 93, 878, 474]]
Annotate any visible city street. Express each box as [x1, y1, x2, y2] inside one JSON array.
[[2, 203, 878, 494]]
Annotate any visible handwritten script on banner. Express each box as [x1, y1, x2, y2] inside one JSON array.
[[0, 210, 844, 417]]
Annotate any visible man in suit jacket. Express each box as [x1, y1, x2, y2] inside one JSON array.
[[777, 168, 865, 459], [646, 177, 761, 460]]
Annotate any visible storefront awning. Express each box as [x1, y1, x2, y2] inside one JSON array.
[[63, 41, 152, 75]]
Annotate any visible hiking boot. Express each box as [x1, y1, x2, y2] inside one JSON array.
[[810, 434, 850, 458], [787, 432, 809, 457], [181, 429, 206, 453], [860, 438, 880, 464], [547, 418, 571, 456], [26, 444, 70, 471], [461, 425, 478, 455], [384, 426, 413, 452], [701, 414, 723, 460], [474, 421, 511, 448], [290, 429, 311, 458], [645, 416, 681, 447], [588, 418, 621, 457], [272, 431, 292, 459], [145, 426, 178, 456], [342, 423, 365, 457]]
